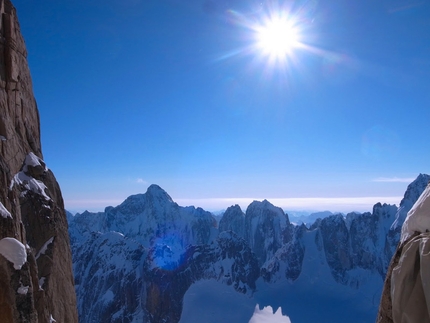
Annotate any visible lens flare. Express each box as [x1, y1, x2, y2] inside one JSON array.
[[150, 231, 186, 271]]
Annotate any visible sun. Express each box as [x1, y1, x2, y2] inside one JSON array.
[[255, 16, 300, 58], [217, 8, 313, 71]]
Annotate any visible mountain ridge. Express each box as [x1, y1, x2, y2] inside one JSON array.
[[68, 173, 430, 323]]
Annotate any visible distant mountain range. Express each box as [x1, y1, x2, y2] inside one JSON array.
[[287, 210, 335, 225], [68, 174, 430, 323]]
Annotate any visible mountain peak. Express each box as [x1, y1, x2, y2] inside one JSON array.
[[224, 204, 244, 215], [114, 185, 174, 215], [219, 204, 245, 238], [146, 184, 174, 203], [247, 199, 284, 217]]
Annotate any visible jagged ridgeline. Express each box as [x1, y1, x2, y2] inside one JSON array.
[[69, 174, 430, 323], [0, 1, 78, 322]]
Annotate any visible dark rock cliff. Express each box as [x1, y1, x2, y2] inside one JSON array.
[[0, 1, 78, 322]]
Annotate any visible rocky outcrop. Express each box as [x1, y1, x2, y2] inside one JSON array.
[[261, 223, 306, 282], [218, 204, 245, 238], [377, 180, 430, 323], [244, 200, 291, 266], [0, 1, 78, 322]]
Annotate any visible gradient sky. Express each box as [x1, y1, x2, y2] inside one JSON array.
[[13, 0, 430, 213]]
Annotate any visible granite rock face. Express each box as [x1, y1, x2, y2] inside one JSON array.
[[0, 1, 78, 322], [244, 200, 291, 266], [218, 204, 245, 239]]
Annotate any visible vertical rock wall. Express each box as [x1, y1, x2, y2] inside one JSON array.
[[0, 0, 78, 322]]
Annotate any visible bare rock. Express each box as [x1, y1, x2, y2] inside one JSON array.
[[0, 1, 78, 322]]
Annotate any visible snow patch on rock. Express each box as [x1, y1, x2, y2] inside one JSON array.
[[10, 152, 51, 201], [0, 201, 12, 218], [36, 237, 54, 259], [17, 283, 29, 295], [24, 152, 48, 172], [0, 238, 27, 270], [11, 171, 51, 201], [39, 277, 46, 290]]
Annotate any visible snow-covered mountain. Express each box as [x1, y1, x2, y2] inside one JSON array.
[[68, 175, 430, 323]]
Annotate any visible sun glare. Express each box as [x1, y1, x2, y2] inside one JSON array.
[[217, 7, 314, 72], [256, 17, 300, 58]]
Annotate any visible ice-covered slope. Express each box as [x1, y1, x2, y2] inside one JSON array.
[[73, 231, 147, 322], [69, 174, 430, 323]]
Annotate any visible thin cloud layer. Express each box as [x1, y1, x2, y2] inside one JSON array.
[[372, 177, 416, 183]]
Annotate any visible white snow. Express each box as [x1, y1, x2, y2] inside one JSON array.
[[11, 171, 51, 201], [248, 304, 291, 323], [0, 135, 6, 141], [0, 201, 12, 218], [24, 152, 48, 171], [17, 284, 29, 295], [39, 277, 46, 290], [0, 237, 27, 270], [9, 152, 51, 201], [401, 183, 430, 242], [49, 314, 56, 323], [36, 237, 54, 259]]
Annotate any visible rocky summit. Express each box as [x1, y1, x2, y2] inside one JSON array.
[[0, 1, 78, 322]]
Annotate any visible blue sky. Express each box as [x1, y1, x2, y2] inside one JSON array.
[[13, 0, 430, 213]]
